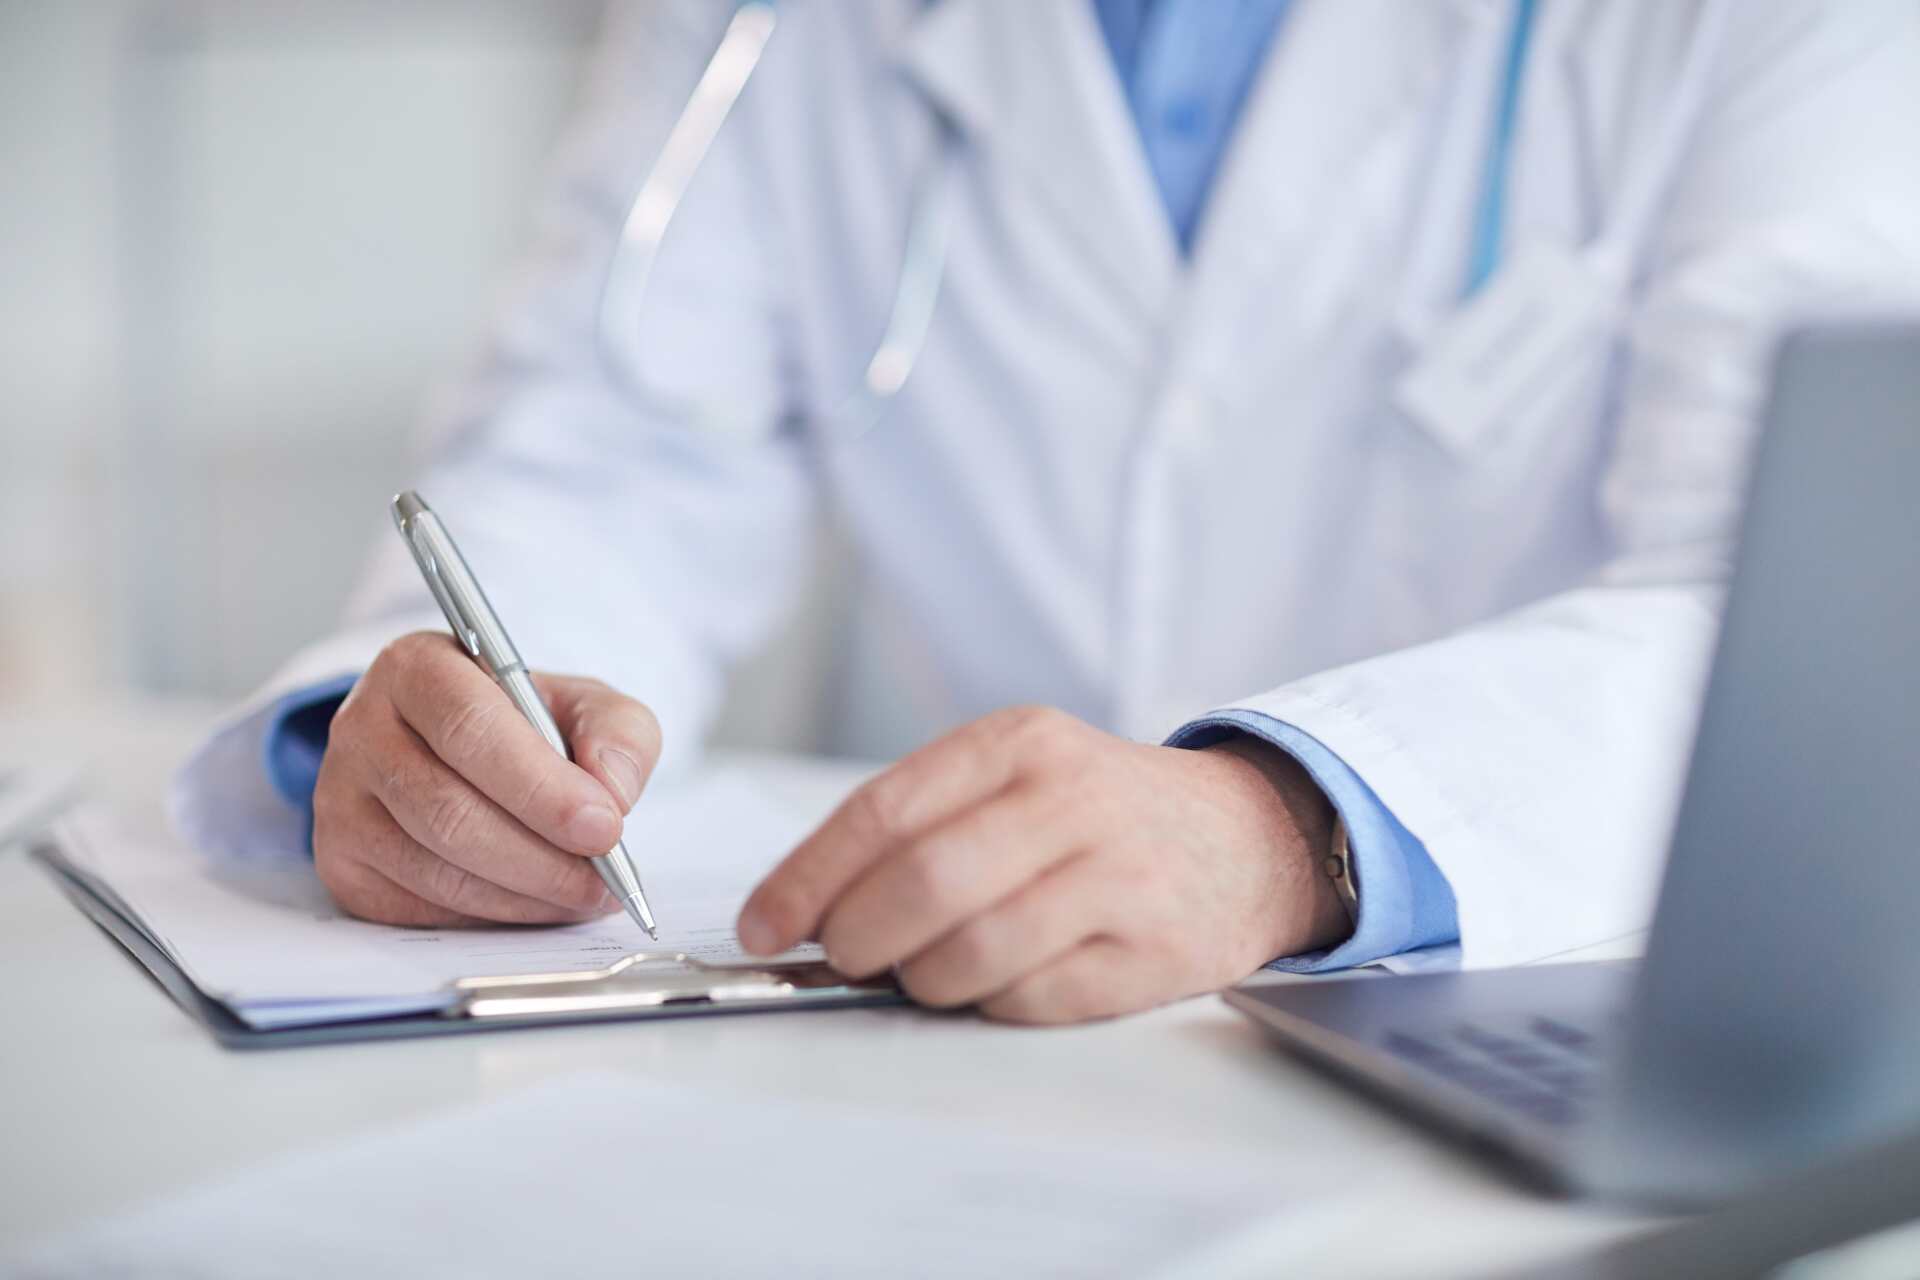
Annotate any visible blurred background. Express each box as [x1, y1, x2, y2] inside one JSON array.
[[1, 0, 609, 712]]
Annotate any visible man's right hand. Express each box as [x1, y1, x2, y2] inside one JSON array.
[[311, 631, 662, 927]]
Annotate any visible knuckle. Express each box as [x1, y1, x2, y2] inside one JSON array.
[[1000, 704, 1077, 754], [311, 809, 343, 865], [627, 701, 663, 763], [390, 629, 444, 664], [905, 933, 991, 1009], [1020, 994, 1076, 1025], [424, 857, 482, 915], [325, 880, 377, 922], [314, 854, 380, 922], [330, 689, 391, 758], [376, 758, 410, 807], [311, 774, 364, 858], [566, 694, 661, 800], [979, 988, 1041, 1025], [847, 781, 905, 845], [1047, 972, 1094, 1022], [380, 631, 440, 688], [514, 766, 557, 825], [364, 641, 401, 685], [423, 784, 484, 852], [899, 961, 963, 1008], [898, 838, 962, 909], [312, 842, 348, 894], [437, 694, 503, 765], [1006, 703, 1059, 731], [327, 688, 367, 739], [985, 970, 1077, 1026], [975, 705, 1033, 743], [311, 765, 344, 821], [942, 916, 996, 976], [399, 636, 474, 714]]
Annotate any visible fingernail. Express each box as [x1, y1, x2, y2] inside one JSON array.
[[737, 908, 778, 956], [566, 804, 621, 852], [598, 748, 644, 812]]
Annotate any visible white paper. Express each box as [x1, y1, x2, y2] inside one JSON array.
[[52, 770, 825, 1027], [11, 1072, 1291, 1279], [0, 763, 81, 850]]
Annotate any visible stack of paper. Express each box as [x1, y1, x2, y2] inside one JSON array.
[[0, 763, 81, 850], [11, 1072, 1296, 1278], [42, 770, 825, 1030]]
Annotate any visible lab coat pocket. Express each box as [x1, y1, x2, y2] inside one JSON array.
[[1394, 243, 1625, 461], [1400, 322, 1619, 505], [1380, 307, 1622, 625]]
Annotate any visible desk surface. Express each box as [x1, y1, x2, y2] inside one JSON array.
[[0, 699, 1654, 1277]]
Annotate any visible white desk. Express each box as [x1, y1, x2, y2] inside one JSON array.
[[0, 700, 1655, 1277]]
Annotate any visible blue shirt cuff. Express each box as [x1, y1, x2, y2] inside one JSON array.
[[1166, 709, 1460, 972], [261, 674, 361, 847]]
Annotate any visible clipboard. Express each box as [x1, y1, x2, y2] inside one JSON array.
[[34, 842, 903, 1051]]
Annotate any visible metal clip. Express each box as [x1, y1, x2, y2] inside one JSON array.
[[444, 951, 875, 1021]]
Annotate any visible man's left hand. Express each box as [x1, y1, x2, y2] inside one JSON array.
[[737, 706, 1350, 1024]]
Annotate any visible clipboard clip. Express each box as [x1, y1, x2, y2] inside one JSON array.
[[445, 951, 888, 1021]]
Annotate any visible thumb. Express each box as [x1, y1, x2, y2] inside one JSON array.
[[533, 673, 663, 815]]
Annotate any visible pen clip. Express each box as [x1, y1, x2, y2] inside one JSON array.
[[392, 491, 496, 665], [415, 533, 484, 661]]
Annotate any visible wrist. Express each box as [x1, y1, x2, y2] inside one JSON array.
[[1202, 736, 1352, 960]]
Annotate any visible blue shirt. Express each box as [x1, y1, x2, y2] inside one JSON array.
[[262, 0, 1462, 972], [1092, 0, 1292, 253]]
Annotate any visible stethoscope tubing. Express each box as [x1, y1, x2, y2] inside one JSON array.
[[597, 0, 1731, 435]]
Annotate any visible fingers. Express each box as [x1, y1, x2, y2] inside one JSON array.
[[816, 785, 1082, 979], [893, 852, 1111, 1008], [978, 938, 1157, 1026], [317, 634, 662, 927], [738, 706, 1057, 954], [315, 852, 489, 929], [325, 789, 609, 926], [534, 672, 663, 813], [382, 637, 624, 855], [352, 714, 614, 916]]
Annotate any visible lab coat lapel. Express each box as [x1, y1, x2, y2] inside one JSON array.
[[1177, 0, 1486, 352], [898, 0, 1180, 329]]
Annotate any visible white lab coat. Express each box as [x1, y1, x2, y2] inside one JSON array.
[[177, 0, 1920, 969]]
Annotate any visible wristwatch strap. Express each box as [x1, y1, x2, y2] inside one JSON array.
[[1324, 815, 1358, 928]]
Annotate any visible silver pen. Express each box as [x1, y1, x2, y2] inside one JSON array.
[[391, 490, 658, 938]]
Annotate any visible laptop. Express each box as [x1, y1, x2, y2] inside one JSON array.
[[1225, 322, 1920, 1207]]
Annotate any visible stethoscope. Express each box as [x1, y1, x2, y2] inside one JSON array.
[[597, 0, 1729, 444], [596, 0, 956, 439]]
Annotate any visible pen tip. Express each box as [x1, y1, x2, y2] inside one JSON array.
[[620, 891, 658, 940]]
